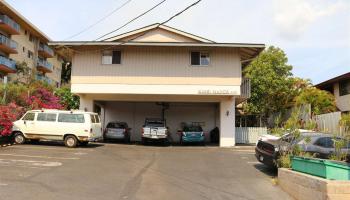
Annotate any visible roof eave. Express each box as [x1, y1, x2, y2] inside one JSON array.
[[315, 72, 350, 88], [49, 41, 265, 48]]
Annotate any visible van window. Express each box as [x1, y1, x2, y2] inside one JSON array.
[[90, 115, 96, 123], [95, 115, 100, 123], [58, 114, 85, 123], [37, 113, 57, 122], [90, 115, 100, 123], [22, 113, 35, 121]]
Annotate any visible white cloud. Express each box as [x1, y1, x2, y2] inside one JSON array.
[[273, 0, 348, 40]]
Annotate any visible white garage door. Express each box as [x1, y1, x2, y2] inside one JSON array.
[[102, 102, 219, 142]]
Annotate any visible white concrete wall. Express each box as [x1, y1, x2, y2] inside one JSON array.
[[79, 96, 93, 112], [220, 98, 235, 147], [102, 102, 218, 142]]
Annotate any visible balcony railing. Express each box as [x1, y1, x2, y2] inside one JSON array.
[[0, 56, 16, 73], [38, 43, 54, 58], [36, 74, 53, 84], [0, 34, 17, 53], [0, 15, 20, 34], [240, 78, 251, 98], [37, 58, 53, 73]]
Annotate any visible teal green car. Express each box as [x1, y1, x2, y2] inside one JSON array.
[[180, 126, 205, 144]]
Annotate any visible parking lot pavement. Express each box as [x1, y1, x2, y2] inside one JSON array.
[[0, 143, 291, 200]]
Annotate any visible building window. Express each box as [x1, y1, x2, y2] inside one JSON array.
[[27, 50, 34, 59], [191, 51, 210, 66], [29, 34, 36, 43], [102, 50, 121, 65], [22, 47, 26, 53], [339, 80, 350, 96]]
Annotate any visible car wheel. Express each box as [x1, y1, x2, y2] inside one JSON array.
[[141, 137, 146, 145], [14, 132, 26, 144], [163, 138, 170, 146], [64, 135, 78, 148], [124, 135, 131, 143], [80, 141, 89, 146], [179, 136, 183, 145]]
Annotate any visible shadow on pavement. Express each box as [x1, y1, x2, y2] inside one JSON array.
[[26, 141, 105, 148], [253, 163, 278, 177]]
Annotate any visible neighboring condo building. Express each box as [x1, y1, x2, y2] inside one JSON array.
[[0, 0, 64, 87], [315, 72, 350, 113]]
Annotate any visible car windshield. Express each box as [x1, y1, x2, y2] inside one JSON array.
[[146, 120, 164, 127], [183, 126, 203, 132]]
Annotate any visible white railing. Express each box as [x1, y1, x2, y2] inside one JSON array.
[[235, 127, 267, 144], [240, 78, 251, 98]]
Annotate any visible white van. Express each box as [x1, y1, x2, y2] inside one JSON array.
[[12, 110, 103, 148]]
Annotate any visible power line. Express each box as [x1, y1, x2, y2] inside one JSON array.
[[104, 0, 202, 41], [105, 0, 202, 44], [65, 0, 203, 54], [160, 0, 201, 25], [94, 0, 167, 41], [62, 0, 133, 41]]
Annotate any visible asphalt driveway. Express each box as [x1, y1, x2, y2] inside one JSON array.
[[0, 142, 291, 200]]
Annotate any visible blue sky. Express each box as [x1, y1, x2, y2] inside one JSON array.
[[6, 0, 350, 84]]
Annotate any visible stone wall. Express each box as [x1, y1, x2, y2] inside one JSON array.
[[278, 168, 350, 200]]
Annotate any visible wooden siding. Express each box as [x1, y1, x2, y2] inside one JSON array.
[[72, 46, 242, 86], [119, 28, 199, 43]]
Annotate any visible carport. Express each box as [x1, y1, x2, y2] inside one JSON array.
[[96, 101, 219, 143], [79, 93, 237, 147]]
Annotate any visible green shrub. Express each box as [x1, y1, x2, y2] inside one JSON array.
[[55, 87, 79, 110], [277, 153, 291, 168]]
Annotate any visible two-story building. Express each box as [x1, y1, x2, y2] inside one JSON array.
[[51, 24, 264, 147], [0, 0, 64, 87], [315, 72, 350, 113]]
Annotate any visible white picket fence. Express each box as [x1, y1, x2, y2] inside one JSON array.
[[235, 127, 268, 144], [315, 112, 342, 134]]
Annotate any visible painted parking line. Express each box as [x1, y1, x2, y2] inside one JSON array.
[[6, 145, 94, 152], [0, 153, 79, 160], [0, 159, 62, 167]]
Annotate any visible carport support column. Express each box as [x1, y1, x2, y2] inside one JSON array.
[[79, 96, 93, 112], [220, 98, 235, 147]]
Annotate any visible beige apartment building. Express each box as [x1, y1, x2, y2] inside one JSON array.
[[51, 24, 264, 147], [316, 72, 350, 113], [0, 0, 63, 87]]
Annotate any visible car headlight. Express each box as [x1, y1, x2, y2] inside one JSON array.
[[183, 132, 186, 136]]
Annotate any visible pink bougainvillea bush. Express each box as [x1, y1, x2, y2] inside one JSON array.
[[25, 88, 63, 110], [0, 103, 24, 136], [0, 86, 62, 137]]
